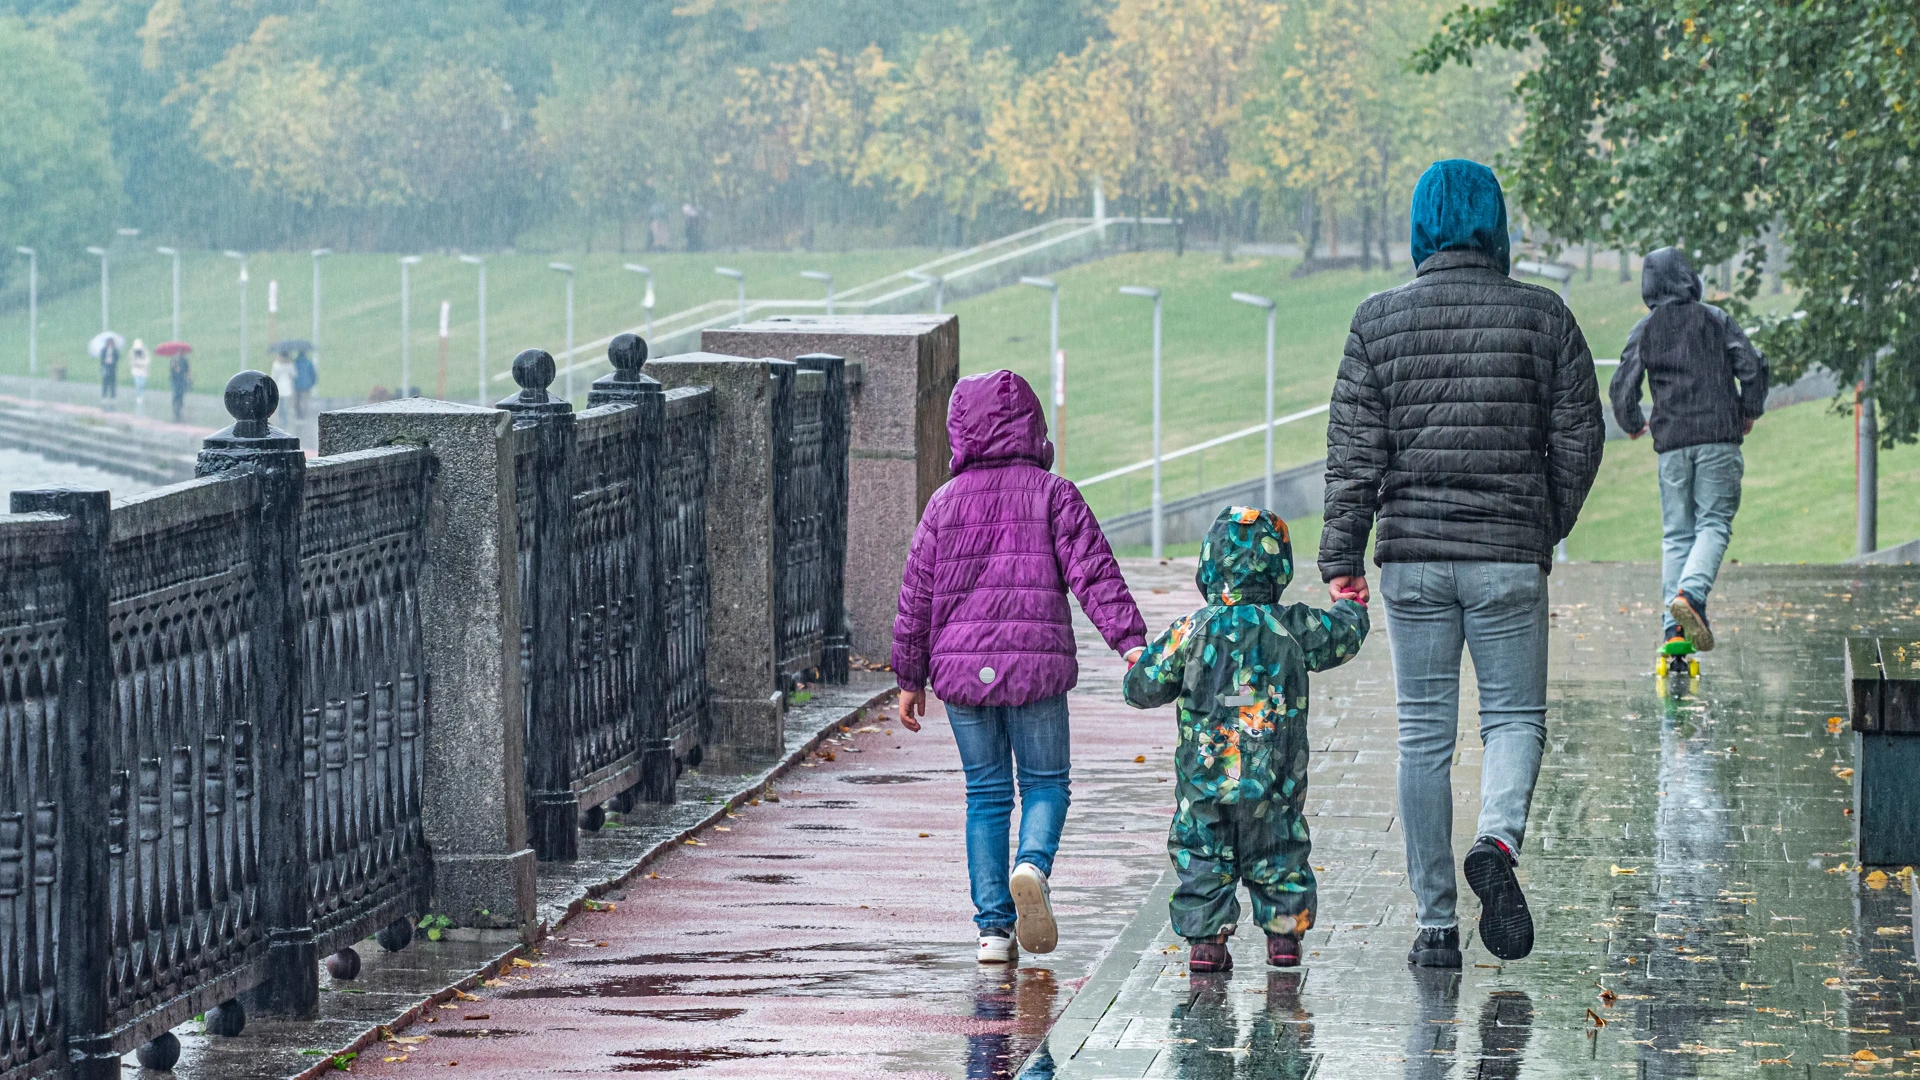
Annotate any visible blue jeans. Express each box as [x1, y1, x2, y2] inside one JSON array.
[[1381, 562, 1549, 929], [1658, 443, 1743, 634], [945, 694, 1072, 933]]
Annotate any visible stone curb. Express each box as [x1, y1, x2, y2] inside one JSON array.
[[288, 683, 899, 1079]]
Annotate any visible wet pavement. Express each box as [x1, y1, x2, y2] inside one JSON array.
[[341, 560, 1918, 1079]]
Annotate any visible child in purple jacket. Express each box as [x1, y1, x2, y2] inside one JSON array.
[[893, 368, 1148, 964]]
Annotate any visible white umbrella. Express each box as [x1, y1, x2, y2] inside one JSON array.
[[88, 330, 125, 359]]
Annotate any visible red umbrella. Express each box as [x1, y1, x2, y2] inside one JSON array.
[[154, 341, 193, 357]]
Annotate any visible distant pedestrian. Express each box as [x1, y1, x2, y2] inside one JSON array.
[[682, 202, 704, 252], [293, 349, 317, 418], [127, 338, 151, 412], [1320, 159, 1604, 969], [270, 354, 297, 428], [1123, 506, 1367, 974], [893, 369, 1147, 966], [169, 351, 192, 423], [1609, 246, 1768, 658], [99, 337, 119, 400]]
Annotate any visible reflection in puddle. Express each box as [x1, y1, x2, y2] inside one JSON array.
[[966, 966, 1057, 1080], [610, 1045, 824, 1071], [1403, 968, 1458, 1080], [840, 773, 932, 785], [1164, 970, 1314, 1078]]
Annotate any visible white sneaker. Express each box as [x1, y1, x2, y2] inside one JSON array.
[[978, 929, 1017, 964], [1009, 862, 1058, 954]]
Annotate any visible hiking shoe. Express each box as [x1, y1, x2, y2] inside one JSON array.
[[1189, 940, 1233, 973], [1407, 926, 1462, 968], [1266, 933, 1302, 968], [977, 928, 1017, 965], [1009, 862, 1057, 954], [1464, 837, 1535, 961], [1669, 592, 1714, 652]]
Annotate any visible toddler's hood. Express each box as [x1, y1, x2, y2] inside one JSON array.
[[947, 369, 1054, 474], [1196, 506, 1293, 605]]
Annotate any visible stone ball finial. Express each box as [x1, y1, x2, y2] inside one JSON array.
[[512, 349, 556, 398], [224, 370, 278, 435], [608, 333, 648, 375]]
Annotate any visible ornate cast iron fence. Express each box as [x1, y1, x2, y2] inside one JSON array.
[[658, 385, 714, 773], [771, 357, 851, 690], [796, 355, 851, 683], [298, 448, 433, 963]]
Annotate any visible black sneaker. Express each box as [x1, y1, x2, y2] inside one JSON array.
[[1464, 837, 1535, 960], [1407, 926, 1462, 968]]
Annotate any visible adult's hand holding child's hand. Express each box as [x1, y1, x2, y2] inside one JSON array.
[[898, 689, 924, 732], [1329, 575, 1370, 605]]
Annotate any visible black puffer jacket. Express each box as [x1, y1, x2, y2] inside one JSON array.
[[1319, 249, 1606, 578], [1608, 247, 1768, 453]]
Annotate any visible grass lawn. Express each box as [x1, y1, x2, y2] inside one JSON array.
[[949, 252, 1682, 521], [0, 249, 930, 404]]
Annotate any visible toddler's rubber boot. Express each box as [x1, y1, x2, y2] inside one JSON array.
[[1266, 933, 1301, 968], [1189, 940, 1233, 974], [1464, 837, 1535, 961]]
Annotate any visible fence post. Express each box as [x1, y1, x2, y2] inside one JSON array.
[[587, 333, 675, 802], [795, 354, 850, 683], [498, 349, 579, 862], [702, 316, 958, 664], [197, 372, 316, 1017], [319, 398, 538, 938], [8, 487, 116, 1079], [645, 353, 784, 766]]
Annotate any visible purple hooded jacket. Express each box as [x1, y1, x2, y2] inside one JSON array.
[[891, 369, 1147, 707]]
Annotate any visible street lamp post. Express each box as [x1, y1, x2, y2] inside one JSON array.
[[1020, 276, 1062, 471], [908, 271, 945, 314], [801, 270, 834, 315], [399, 255, 422, 396], [310, 248, 332, 365], [714, 266, 746, 323], [1119, 285, 1165, 559], [460, 255, 488, 405], [623, 263, 654, 343], [222, 250, 248, 372], [1231, 292, 1278, 509], [155, 247, 182, 341], [13, 247, 34, 375], [550, 262, 576, 401]]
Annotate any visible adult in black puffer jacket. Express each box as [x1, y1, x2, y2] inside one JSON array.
[[1318, 159, 1603, 972]]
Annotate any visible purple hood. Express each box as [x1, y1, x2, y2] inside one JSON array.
[[892, 369, 1145, 707], [949, 369, 1056, 474]]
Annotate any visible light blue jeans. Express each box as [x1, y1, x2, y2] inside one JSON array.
[[1381, 562, 1549, 929], [1658, 443, 1743, 634], [945, 693, 1072, 933]]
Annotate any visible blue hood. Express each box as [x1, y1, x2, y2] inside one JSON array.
[[1410, 159, 1510, 275]]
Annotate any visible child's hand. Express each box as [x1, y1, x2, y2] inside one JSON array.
[[1124, 647, 1144, 666], [898, 689, 924, 732], [1328, 575, 1369, 605]]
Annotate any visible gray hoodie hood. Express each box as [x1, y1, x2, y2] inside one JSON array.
[[1641, 246, 1703, 308]]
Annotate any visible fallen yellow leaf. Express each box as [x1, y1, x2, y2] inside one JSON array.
[[1865, 870, 1889, 889], [1854, 1050, 1881, 1062], [1133, 755, 1147, 763], [1610, 865, 1638, 876], [918, 832, 931, 838], [1827, 717, 1845, 734], [510, 957, 534, 968]]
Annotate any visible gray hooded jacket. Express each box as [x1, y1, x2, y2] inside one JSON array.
[[1608, 248, 1768, 453]]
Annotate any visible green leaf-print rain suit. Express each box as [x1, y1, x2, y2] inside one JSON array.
[[1123, 506, 1369, 941]]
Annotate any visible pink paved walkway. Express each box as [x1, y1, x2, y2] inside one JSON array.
[[347, 575, 1204, 1077]]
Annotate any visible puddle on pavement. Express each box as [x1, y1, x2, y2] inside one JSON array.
[[730, 853, 812, 859], [786, 823, 850, 831], [813, 799, 861, 808], [839, 773, 931, 784], [429, 1028, 524, 1038], [592, 1008, 747, 1022], [611, 1046, 823, 1071], [730, 873, 798, 884]]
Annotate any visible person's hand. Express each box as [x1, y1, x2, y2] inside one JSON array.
[[1124, 646, 1144, 665], [1631, 426, 1649, 440], [1329, 575, 1369, 605], [1741, 416, 1755, 436], [897, 689, 924, 732]]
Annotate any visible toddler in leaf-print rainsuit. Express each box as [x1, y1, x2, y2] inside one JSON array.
[[1123, 507, 1368, 960]]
